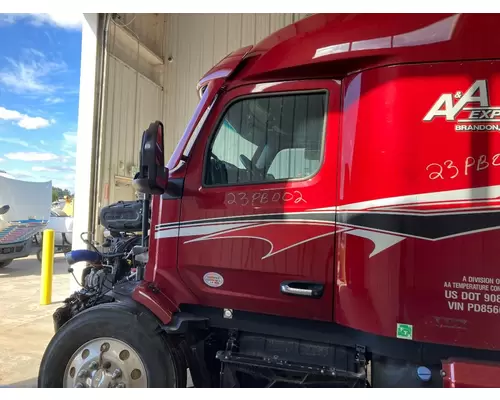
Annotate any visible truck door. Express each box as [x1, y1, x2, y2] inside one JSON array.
[[176, 80, 341, 321]]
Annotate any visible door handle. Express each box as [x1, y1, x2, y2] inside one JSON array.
[[280, 281, 324, 299]]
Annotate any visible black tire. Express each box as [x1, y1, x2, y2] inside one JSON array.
[[38, 302, 185, 388], [0, 259, 12, 268], [36, 249, 42, 262]]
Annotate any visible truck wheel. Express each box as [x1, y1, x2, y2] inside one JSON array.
[[38, 303, 184, 388], [0, 260, 12, 268]]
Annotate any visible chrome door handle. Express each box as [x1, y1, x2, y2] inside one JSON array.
[[281, 284, 313, 296], [280, 281, 324, 299]]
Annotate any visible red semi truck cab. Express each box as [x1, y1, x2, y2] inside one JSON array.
[[39, 13, 500, 388], [138, 12, 500, 349]]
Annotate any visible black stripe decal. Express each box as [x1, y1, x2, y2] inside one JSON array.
[[155, 212, 335, 230], [338, 211, 500, 240], [156, 209, 500, 241]]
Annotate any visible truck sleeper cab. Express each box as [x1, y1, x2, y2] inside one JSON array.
[[39, 13, 500, 388]]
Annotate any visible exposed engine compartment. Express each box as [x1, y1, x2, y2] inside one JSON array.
[[99, 200, 145, 233], [52, 200, 146, 331]]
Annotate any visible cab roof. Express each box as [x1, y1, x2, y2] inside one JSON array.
[[200, 13, 500, 86]]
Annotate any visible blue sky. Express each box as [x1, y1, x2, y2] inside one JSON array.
[[0, 13, 82, 192]]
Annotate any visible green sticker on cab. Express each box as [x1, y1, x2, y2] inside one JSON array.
[[396, 323, 413, 340]]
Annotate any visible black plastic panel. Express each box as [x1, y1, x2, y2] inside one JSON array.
[[99, 200, 143, 233], [238, 333, 358, 373], [161, 178, 185, 200]]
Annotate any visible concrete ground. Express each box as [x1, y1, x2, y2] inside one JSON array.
[[0, 254, 69, 387], [0, 254, 194, 388]]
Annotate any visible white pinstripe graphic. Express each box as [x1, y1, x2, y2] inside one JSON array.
[[154, 185, 500, 258]]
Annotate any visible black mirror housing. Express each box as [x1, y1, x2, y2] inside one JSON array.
[[133, 121, 168, 195]]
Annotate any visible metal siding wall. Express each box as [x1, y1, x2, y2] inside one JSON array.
[[101, 56, 163, 207], [99, 13, 308, 211], [117, 14, 165, 58], [162, 13, 308, 159]]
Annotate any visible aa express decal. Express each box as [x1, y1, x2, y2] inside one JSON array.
[[423, 79, 500, 131]]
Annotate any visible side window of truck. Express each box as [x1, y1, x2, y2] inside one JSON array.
[[205, 92, 326, 186]]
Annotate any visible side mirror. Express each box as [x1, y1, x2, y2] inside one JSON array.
[[133, 121, 168, 195]]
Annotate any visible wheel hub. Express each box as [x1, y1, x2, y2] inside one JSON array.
[[64, 337, 148, 388]]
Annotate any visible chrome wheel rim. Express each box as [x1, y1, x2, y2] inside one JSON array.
[[63, 337, 148, 388]]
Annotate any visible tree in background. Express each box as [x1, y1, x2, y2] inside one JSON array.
[[52, 187, 72, 202]]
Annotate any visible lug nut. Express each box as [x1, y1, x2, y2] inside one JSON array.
[[116, 383, 126, 388], [100, 342, 110, 352], [111, 369, 122, 379], [89, 361, 99, 369], [77, 369, 88, 378], [75, 383, 85, 388]]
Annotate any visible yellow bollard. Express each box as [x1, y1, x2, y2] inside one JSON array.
[[40, 229, 55, 305]]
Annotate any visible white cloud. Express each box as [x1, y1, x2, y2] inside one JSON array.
[[0, 13, 82, 30], [0, 136, 45, 152], [5, 152, 59, 162], [6, 169, 36, 180], [63, 132, 77, 142], [0, 137, 29, 147], [0, 107, 23, 120], [0, 14, 17, 25], [0, 49, 67, 94], [64, 151, 76, 158], [0, 106, 52, 130], [0, 158, 4, 163], [18, 116, 52, 130], [62, 132, 77, 158], [32, 165, 72, 173], [29, 14, 82, 30], [60, 156, 73, 163], [45, 96, 64, 104], [32, 166, 58, 172]]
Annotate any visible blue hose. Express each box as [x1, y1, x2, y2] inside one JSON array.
[[65, 249, 102, 265]]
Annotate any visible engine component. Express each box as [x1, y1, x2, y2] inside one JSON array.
[[99, 201, 144, 233], [65, 249, 102, 266], [54, 230, 142, 331], [84, 268, 111, 291]]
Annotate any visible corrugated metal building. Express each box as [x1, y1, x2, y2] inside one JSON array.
[[72, 13, 309, 289], [101, 14, 307, 211]]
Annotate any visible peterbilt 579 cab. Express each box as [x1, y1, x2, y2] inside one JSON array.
[[39, 13, 500, 388]]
